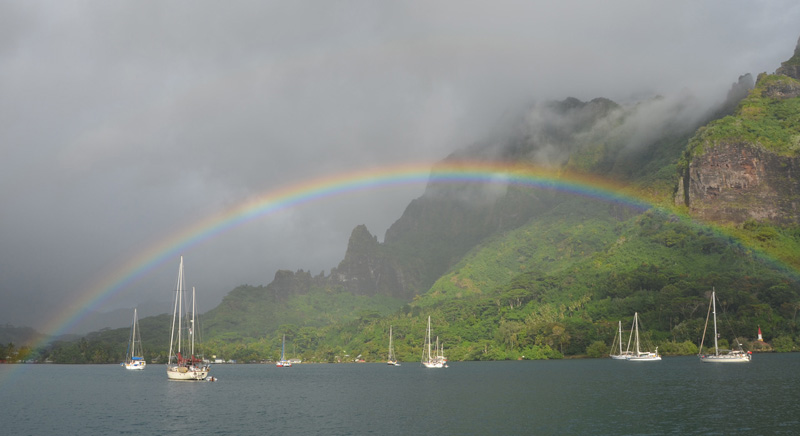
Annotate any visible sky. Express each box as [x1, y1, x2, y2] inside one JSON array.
[[2, 0, 799, 333]]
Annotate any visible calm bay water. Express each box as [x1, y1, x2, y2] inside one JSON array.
[[1, 354, 799, 435]]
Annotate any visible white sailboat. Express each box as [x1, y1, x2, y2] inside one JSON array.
[[276, 334, 292, 367], [387, 325, 400, 366], [166, 256, 211, 380], [609, 320, 632, 360], [699, 289, 752, 363], [122, 308, 146, 370], [436, 336, 447, 367], [625, 312, 661, 361], [421, 316, 447, 368]]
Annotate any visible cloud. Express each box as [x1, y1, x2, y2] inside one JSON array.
[[2, 0, 800, 332]]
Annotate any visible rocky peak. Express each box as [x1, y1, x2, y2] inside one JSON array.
[[268, 269, 317, 300], [758, 72, 800, 99], [330, 225, 407, 298], [775, 35, 800, 80]]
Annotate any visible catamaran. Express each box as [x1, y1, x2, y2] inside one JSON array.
[[421, 316, 447, 368], [122, 308, 146, 370], [625, 312, 661, 361], [699, 289, 752, 363], [387, 325, 400, 366], [609, 320, 632, 360], [166, 256, 211, 380], [276, 334, 292, 367]]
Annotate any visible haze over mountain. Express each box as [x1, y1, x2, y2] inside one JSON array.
[[3, 1, 800, 335], [27, 34, 800, 365]]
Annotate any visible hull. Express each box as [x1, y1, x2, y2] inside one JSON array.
[[699, 354, 751, 363], [276, 361, 292, 367], [166, 365, 210, 380], [609, 354, 630, 360], [627, 355, 661, 362], [124, 360, 146, 370]]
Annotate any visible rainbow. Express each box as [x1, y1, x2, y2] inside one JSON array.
[[28, 161, 648, 338], [3, 160, 793, 378]]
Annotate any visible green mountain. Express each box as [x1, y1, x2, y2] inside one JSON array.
[[40, 37, 800, 363]]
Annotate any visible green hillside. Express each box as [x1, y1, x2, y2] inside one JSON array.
[[35, 41, 800, 363], [306, 197, 798, 363]]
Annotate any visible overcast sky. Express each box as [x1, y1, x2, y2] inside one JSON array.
[[2, 1, 799, 332]]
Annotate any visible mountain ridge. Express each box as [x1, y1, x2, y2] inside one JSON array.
[[34, 35, 800, 363]]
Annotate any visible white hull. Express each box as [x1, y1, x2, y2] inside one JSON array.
[[609, 353, 631, 360], [627, 354, 661, 362], [276, 361, 292, 367], [124, 361, 146, 370], [166, 365, 210, 380], [422, 361, 445, 368], [700, 354, 751, 363]]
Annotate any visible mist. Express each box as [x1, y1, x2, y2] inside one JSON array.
[[2, 0, 799, 334]]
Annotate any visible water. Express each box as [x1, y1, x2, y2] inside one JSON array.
[[2, 354, 798, 435]]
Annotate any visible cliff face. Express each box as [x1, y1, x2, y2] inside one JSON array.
[[676, 140, 800, 224], [329, 224, 407, 299], [676, 38, 800, 225], [267, 269, 325, 300]]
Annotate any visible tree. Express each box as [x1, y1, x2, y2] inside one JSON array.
[[586, 340, 608, 358], [773, 335, 795, 352], [550, 324, 571, 354]]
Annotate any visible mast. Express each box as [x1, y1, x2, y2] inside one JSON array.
[[618, 321, 623, 355], [126, 309, 135, 360], [426, 316, 432, 362], [625, 316, 635, 355], [177, 257, 184, 358], [168, 257, 183, 366], [712, 290, 719, 356], [132, 308, 138, 357], [388, 325, 393, 360], [634, 312, 641, 355], [191, 286, 196, 359]]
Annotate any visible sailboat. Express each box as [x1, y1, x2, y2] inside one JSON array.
[[166, 256, 211, 380], [625, 312, 661, 361], [387, 325, 400, 366], [436, 336, 447, 367], [276, 334, 292, 367], [699, 289, 752, 363], [122, 308, 146, 370], [609, 320, 632, 360], [421, 316, 447, 368]]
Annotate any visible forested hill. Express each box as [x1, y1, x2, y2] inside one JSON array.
[[38, 37, 800, 364]]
